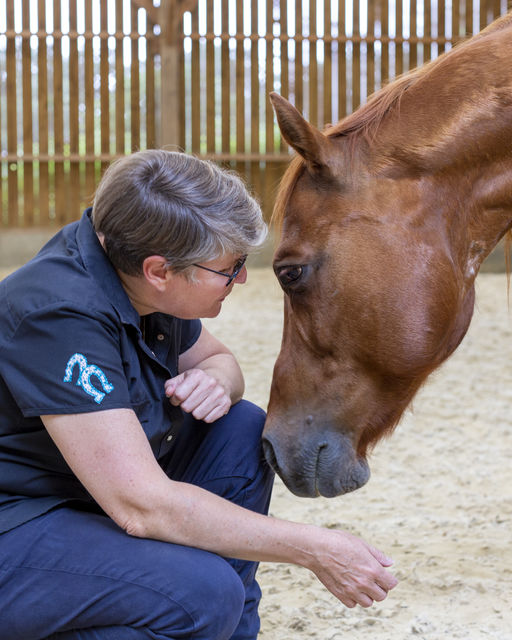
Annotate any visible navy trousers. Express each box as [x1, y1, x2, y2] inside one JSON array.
[[0, 400, 274, 640]]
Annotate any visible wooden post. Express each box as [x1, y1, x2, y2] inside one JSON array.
[[159, 0, 198, 149]]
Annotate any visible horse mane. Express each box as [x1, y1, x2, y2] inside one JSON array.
[[271, 52, 438, 232], [272, 13, 512, 234], [330, 10, 512, 140]]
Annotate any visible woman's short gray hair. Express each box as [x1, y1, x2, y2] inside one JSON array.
[[92, 150, 267, 276]]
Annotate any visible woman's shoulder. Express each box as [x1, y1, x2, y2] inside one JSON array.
[[1, 251, 115, 336]]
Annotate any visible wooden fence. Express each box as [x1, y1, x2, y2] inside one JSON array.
[[0, 0, 159, 227], [0, 0, 510, 228]]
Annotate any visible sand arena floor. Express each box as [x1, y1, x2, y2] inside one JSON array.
[[203, 269, 512, 640]]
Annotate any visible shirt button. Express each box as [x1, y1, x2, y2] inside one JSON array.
[[157, 334, 165, 341], [166, 434, 173, 442]]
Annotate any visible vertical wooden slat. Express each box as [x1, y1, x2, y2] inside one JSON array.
[[38, 0, 49, 223], [84, 1, 95, 202], [191, 5, 200, 153], [381, 0, 389, 83], [452, 0, 461, 43], [250, 1, 259, 193], [294, 0, 303, 111], [160, 0, 183, 149], [352, 0, 360, 110], [69, 0, 80, 220], [177, 12, 186, 152], [131, 3, 140, 151], [264, 0, 275, 214], [465, 0, 473, 35], [115, 0, 125, 154], [206, 0, 215, 153], [323, 0, 332, 128], [396, 0, 403, 76], [479, 0, 487, 29], [338, 0, 346, 120], [438, 0, 446, 54], [265, 0, 274, 148], [100, 0, 110, 173], [54, 0, 66, 224], [367, 0, 375, 98], [423, 0, 432, 63], [279, 0, 289, 152], [479, 0, 500, 29], [22, 0, 34, 226], [235, 1, 245, 163], [309, 0, 317, 124], [221, 0, 230, 154], [6, 0, 18, 225], [409, 0, 417, 69], [279, 0, 289, 100], [146, 23, 156, 149]]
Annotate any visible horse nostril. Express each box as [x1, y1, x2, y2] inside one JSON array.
[[262, 438, 279, 474]]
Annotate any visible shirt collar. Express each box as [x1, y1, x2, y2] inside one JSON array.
[[76, 208, 141, 328]]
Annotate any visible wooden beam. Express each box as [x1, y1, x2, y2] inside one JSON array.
[[159, 0, 198, 148]]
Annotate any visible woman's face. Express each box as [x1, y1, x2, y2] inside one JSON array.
[[162, 253, 248, 319]]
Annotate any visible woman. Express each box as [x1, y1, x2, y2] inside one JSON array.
[[0, 150, 397, 639]]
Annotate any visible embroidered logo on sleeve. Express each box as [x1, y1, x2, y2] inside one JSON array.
[[63, 353, 115, 404]]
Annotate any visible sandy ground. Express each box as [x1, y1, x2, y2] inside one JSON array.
[[1, 264, 511, 639], [202, 269, 512, 640]]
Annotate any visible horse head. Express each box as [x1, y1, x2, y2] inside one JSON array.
[[263, 44, 512, 495]]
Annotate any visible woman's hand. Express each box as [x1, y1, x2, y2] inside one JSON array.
[[165, 369, 231, 423], [304, 527, 398, 608]]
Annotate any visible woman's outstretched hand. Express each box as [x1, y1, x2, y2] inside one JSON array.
[[304, 527, 398, 608]]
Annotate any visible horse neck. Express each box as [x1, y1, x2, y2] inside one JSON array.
[[372, 26, 512, 281]]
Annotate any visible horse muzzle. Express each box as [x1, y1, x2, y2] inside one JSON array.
[[262, 426, 370, 498]]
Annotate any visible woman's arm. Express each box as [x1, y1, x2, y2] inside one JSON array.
[[42, 408, 397, 609], [165, 326, 245, 422]]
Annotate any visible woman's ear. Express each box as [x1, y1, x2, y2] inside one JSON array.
[[142, 255, 170, 291]]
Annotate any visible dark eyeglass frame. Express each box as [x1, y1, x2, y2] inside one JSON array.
[[192, 255, 248, 287]]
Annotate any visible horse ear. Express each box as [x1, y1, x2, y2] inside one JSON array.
[[269, 92, 336, 173]]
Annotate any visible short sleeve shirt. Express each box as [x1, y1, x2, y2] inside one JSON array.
[[0, 209, 202, 533]]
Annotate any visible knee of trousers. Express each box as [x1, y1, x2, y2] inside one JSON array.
[[185, 555, 246, 639], [201, 400, 274, 510], [211, 400, 268, 468]]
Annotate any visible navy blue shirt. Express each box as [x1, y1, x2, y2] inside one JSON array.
[[0, 209, 201, 533]]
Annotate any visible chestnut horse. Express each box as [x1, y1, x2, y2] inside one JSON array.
[[263, 13, 512, 498]]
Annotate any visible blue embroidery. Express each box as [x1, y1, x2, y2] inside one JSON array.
[[63, 353, 115, 404]]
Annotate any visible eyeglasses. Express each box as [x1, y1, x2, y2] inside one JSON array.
[[192, 255, 248, 287]]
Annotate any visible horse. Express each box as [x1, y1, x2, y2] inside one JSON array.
[[262, 12, 512, 499]]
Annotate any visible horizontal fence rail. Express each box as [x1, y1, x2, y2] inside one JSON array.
[[0, 0, 509, 228]]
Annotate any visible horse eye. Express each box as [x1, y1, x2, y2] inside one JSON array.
[[276, 265, 304, 287]]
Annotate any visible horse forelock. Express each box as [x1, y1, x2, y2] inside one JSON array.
[[271, 155, 305, 233]]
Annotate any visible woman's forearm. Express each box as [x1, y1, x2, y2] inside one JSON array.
[[122, 477, 397, 609], [44, 408, 397, 609]]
